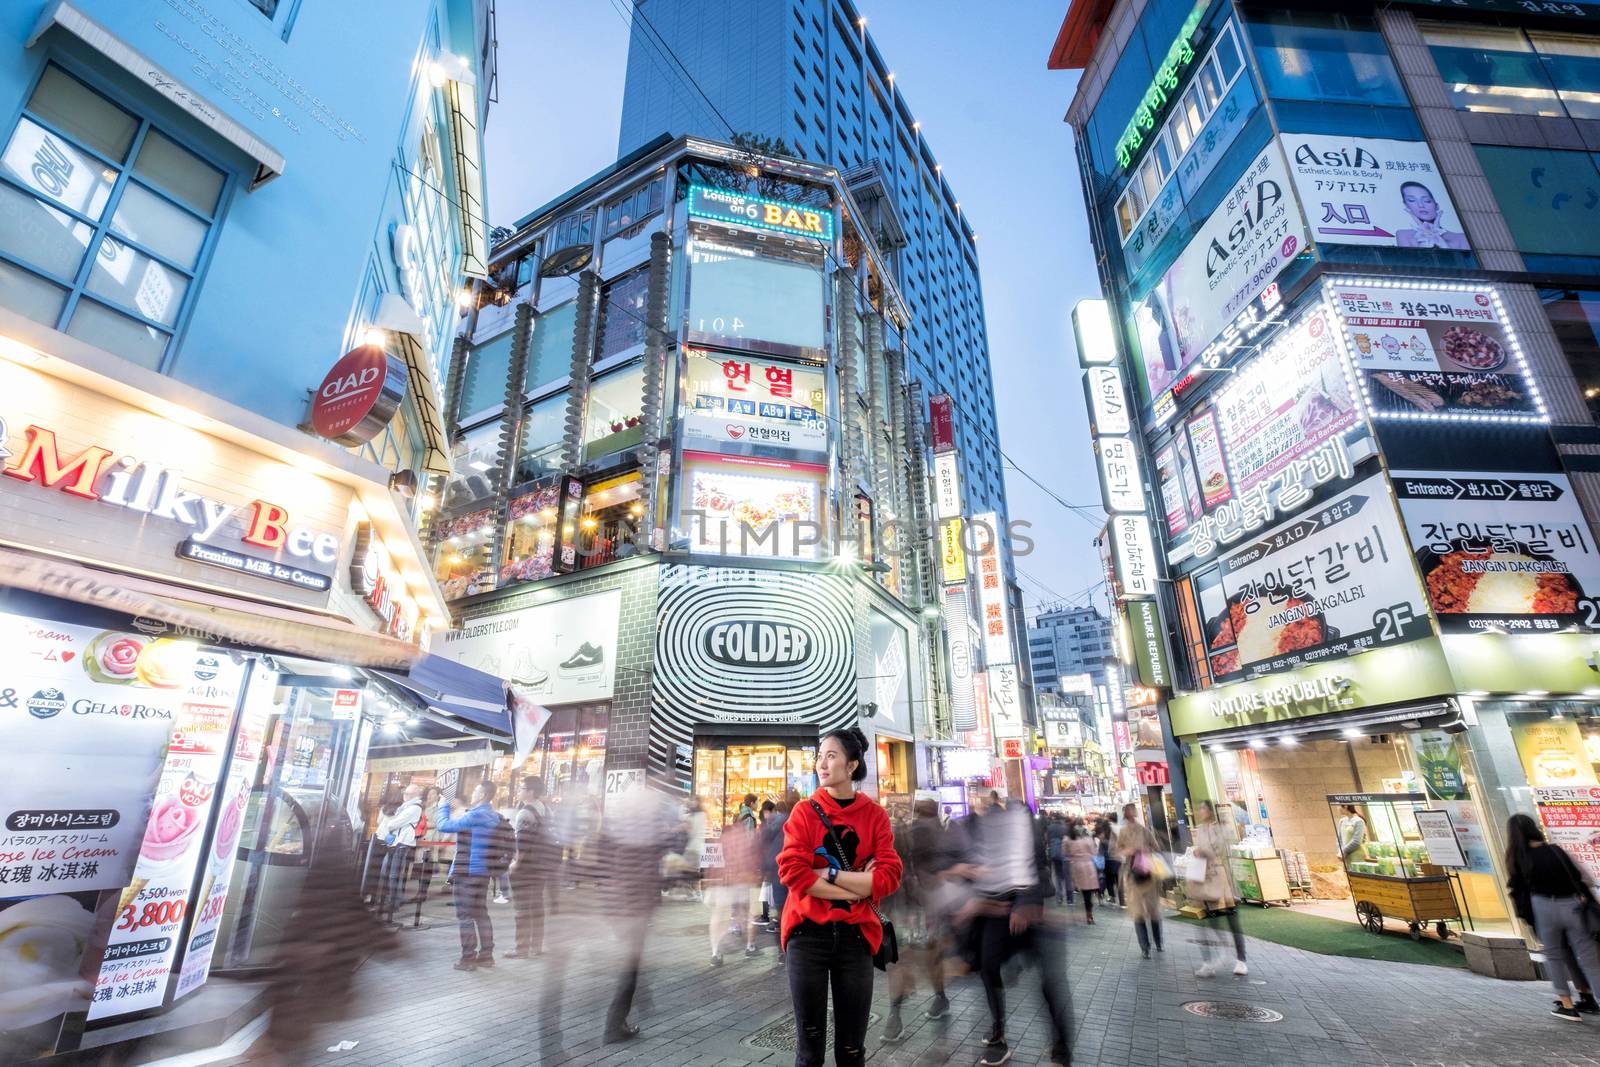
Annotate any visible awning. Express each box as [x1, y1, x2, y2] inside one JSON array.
[[1202, 701, 1462, 751], [0, 546, 422, 668], [28, 1, 285, 188], [372, 653, 510, 734], [373, 293, 451, 475]]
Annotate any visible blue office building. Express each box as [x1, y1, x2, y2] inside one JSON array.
[[617, 0, 1010, 540]]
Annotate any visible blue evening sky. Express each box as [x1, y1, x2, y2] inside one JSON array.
[[483, 1, 1106, 619]]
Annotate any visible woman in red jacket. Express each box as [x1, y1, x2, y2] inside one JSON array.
[[778, 727, 903, 1067]]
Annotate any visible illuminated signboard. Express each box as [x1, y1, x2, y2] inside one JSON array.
[[686, 185, 835, 241], [944, 586, 976, 730], [1282, 135, 1469, 251], [940, 517, 967, 585], [990, 663, 1025, 739], [1072, 299, 1118, 367], [972, 512, 1014, 665], [1114, 0, 1210, 169], [934, 452, 962, 520], [1095, 437, 1146, 514], [1125, 599, 1170, 688], [1111, 514, 1158, 599], [929, 393, 956, 451], [682, 451, 827, 559], [1328, 278, 1545, 423], [682, 348, 827, 454], [1084, 366, 1131, 436]]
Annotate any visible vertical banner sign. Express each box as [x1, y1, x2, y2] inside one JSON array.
[[940, 518, 967, 585], [1083, 366, 1131, 436], [1110, 515, 1158, 598], [972, 513, 1014, 666], [173, 672, 274, 1000], [90, 654, 248, 1019], [1096, 437, 1146, 513], [989, 664, 1024, 739], [928, 393, 955, 453], [933, 452, 962, 520], [943, 586, 975, 730], [1125, 599, 1170, 687]]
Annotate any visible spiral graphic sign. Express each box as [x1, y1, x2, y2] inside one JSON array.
[[649, 565, 858, 788]]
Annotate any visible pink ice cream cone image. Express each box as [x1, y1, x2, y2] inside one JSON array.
[[213, 788, 247, 866], [142, 793, 205, 864]]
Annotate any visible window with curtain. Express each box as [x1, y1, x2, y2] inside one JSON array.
[[0, 65, 225, 369], [1247, 10, 1407, 106]]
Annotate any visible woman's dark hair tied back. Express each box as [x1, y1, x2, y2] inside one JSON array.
[[822, 726, 870, 782]]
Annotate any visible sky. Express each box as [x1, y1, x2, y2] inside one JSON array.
[[482, 1, 1108, 621]]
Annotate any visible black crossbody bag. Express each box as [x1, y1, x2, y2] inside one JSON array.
[[811, 800, 899, 970]]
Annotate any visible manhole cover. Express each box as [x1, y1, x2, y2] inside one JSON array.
[[1182, 1000, 1284, 1023], [746, 1011, 881, 1051]]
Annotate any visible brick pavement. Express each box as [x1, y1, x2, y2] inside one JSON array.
[[215, 891, 1600, 1067]]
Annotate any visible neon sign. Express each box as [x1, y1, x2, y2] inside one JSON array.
[[687, 185, 835, 241], [1114, 0, 1210, 170]]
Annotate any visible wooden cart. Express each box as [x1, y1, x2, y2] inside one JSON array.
[[1347, 871, 1461, 941]]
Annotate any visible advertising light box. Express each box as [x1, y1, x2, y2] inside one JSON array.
[[1392, 470, 1600, 633], [1213, 304, 1360, 496], [682, 348, 827, 454], [934, 452, 962, 520], [1134, 143, 1308, 405], [1329, 279, 1544, 422], [1194, 471, 1432, 682], [973, 512, 1014, 665], [1111, 514, 1159, 598], [1282, 135, 1469, 251], [682, 451, 827, 560], [1096, 437, 1146, 514], [1084, 366, 1131, 436]]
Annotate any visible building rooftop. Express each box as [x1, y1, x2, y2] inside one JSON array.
[[1047, 0, 1118, 70]]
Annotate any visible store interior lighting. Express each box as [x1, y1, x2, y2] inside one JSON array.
[[1341, 727, 1364, 739]]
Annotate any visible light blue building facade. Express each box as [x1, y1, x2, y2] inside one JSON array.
[[0, 0, 492, 477]]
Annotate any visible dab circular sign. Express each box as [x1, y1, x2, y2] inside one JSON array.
[[310, 344, 407, 446]]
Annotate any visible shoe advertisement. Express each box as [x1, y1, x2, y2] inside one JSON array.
[[434, 588, 622, 705]]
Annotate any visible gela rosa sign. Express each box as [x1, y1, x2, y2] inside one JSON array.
[[1, 417, 337, 590]]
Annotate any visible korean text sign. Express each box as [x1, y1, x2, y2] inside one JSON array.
[[1392, 471, 1600, 633], [1194, 472, 1432, 682], [972, 513, 1013, 665], [682, 349, 826, 454]]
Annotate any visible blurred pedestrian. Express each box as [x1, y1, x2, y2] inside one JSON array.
[[1116, 802, 1163, 958], [1046, 814, 1069, 906], [1100, 812, 1123, 908], [374, 783, 424, 924], [958, 796, 1075, 1067], [884, 793, 951, 1040], [1188, 800, 1246, 977], [779, 727, 902, 1067], [710, 813, 761, 963], [506, 776, 552, 959], [1065, 819, 1099, 924], [437, 781, 501, 971], [601, 783, 677, 1042], [1504, 812, 1600, 1020], [759, 800, 788, 932], [737, 792, 760, 831]]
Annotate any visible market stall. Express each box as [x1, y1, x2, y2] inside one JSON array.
[[1328, 792, 1463, 941]]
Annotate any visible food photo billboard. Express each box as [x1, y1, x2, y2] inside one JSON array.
[[1392, 471, 1600, 633]]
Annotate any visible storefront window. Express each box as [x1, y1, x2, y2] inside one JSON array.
[[500, 481, 560, 586], [596, 266, 650, 363], [575, 471, 644, 569], [1247, 10, 1407, 106], [516, 392, 566, 484], [1541, 288, 1600, 419], [459, 329, 512, 421], [434, 505, 498, 599], [687, 226, 827, 356], [583, 361, 645, 460], [1475, 145, 1600, 261], [528, 299, 577, 392], [695, 741, 816, 835]]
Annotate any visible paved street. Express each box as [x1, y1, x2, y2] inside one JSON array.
[[205, 892, 1600, 1067]]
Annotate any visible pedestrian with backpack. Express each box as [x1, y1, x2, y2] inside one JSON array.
[[437, 780, 507, 971], [506, 776, 553, 959]]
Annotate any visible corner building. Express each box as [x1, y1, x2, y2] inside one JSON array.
[[615, 0, 1029, 675], [433, 137, 944, 829], [1055, 0, 1600, 950], [0, 0, 496, 1056]]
